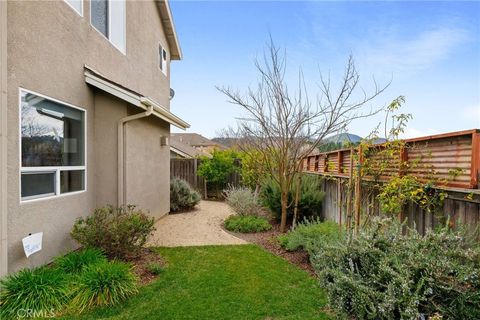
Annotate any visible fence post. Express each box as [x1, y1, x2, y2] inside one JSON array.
[[354, 145, 363, 235]]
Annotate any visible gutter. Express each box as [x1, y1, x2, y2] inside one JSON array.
[[117, 105, 154, 206], [0, 0, 7, 277]]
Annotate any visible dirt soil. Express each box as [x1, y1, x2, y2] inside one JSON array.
[[229, 220, 316, 277], [130, 248, 166, 285]]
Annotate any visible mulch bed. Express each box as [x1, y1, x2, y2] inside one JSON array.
[[229, 220, 316, 277], [129, 248, 166, 285]]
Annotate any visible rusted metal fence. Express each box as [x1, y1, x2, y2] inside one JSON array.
[[170, 158, 242, 199], [303, 129, 480, 189], [302, 129, 480, 234]]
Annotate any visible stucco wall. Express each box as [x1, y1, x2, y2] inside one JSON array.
[[6, 1, 174, 273], [125, 112, 171, 219]]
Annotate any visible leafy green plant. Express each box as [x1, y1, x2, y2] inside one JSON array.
[[224, 215, 272, 233], [311, 218, 480, 320], [54, 248, 106, 274], [260, 175, 325, 220], [197, 149, 240, 197], [69, 261, 138, 313], [71, 205, 155, 260], [278, 219, 339, 251], [146, 263, 164, 275], [0, 267, 69, 319], [170, 178, 201, 212], [224, 185, 263, 216]]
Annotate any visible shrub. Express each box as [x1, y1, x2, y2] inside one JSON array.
[[70, 261, 138, 313], [260, 175, 325, 220], [224, 185, 263, 216], [278, 219, 339, 251], [54, 248, 106, 274], [224, 215, 272, 233], [310, 218, 480, 320], [146, 263, 164, 275], [0, 267, 69, 319], [197, 149, 240, 197], [170, 178, 201, 212], [71, 205, 155, 260]]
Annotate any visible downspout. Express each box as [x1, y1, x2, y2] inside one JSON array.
[[0, 0, 7, 277], [117, 105, 154, 206]]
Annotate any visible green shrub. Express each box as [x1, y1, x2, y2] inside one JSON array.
[[54, 248, 106, 274], [310, 218, 480, 320], [0, 267, 69, 319], [224, 185, 263, 216], [260, 175, 325, 220], [71, 205, 155, 260], [146, 263, 164, 275], [70, 261, 138, 313], [170, 178, 201, 212], [224, 215, 272, 233], [279, 219, 339, 251]]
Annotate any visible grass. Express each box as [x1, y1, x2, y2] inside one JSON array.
[[63, 245, 331, 320]]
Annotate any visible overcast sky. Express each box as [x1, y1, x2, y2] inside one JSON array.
[[169, 0, 480, 139]]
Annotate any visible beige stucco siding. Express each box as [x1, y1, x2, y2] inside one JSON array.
[[5, 1, 175, 273], [125, 114, 170, 219]]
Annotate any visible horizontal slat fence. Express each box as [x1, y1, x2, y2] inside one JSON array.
[[303, 129, 480, 189]]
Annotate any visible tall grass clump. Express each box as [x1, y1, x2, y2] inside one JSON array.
[[70, 261, 138, 313], [0, 267, 69, 319], [54, 248, 106, 274], [224, 185, 263, 216]]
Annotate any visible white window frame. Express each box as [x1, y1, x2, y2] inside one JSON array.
[[90, 0, 126, 55], [18, 88, 88, 203], [159, 43, 168, 76], [63, 0, 84, 17]]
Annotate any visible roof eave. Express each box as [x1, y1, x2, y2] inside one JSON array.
[[156, 0, 182, 60]]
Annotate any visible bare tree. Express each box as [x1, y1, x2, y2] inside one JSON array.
[[218, 41, 389, 232]]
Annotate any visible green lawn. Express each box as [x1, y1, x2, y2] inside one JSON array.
[[64, 245, 331, 320]]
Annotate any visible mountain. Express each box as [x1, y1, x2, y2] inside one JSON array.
[[322, 133, 362, 144]]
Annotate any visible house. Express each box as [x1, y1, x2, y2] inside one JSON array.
[[170, 133, 226, 158], [170, 137, 211, 159], [0, 0, 189, 276]]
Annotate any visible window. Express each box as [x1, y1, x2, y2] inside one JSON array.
[[91, 0, 126, 53], [64, 0, 83, 16], [20, 90, 86, 201], [159, 44, 167, 75]]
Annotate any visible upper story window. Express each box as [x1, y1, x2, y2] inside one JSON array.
[[91, 0, 126, 54], [64, 0, 83, 16], [20, 90, 86, 201], [159, 44, 167, 75]]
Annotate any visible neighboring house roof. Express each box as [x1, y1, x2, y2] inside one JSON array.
[[171, 133, 227, 149], [170, 138, 212, 158], [84, 66, 189, 129], [156, 0, 182, 60]]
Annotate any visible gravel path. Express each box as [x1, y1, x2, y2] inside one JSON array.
[[149, 200, 247, 247]]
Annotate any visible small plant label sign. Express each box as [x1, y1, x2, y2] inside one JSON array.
[[22, 232, 43, 258]]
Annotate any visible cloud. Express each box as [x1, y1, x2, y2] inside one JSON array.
[[358, 26, 470, 76], [400, 127, 440, 139]]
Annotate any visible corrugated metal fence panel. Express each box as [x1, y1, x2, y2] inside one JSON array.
[[303, 130, 479, 189]]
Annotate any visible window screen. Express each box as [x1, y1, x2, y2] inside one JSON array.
[[91, 0, 108, 37]]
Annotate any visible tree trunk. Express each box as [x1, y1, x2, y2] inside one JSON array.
[[292, 174, 302, 230], [280, 190, 288, 233]]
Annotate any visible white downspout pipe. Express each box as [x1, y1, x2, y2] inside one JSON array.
[[117, 105, 153, 206]]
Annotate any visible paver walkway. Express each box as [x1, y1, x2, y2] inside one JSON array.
[[149, 200, 246, 247]]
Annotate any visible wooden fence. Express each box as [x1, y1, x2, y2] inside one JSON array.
[[303, 129, 480, 233], [170, 158, 241, 199]]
